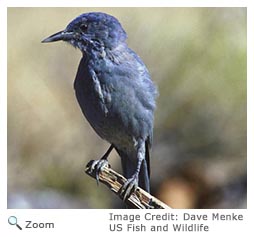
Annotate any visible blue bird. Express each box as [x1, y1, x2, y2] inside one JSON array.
[[42, 12, 158, 202]]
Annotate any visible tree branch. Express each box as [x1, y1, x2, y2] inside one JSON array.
[[85, 160, 171, 209]]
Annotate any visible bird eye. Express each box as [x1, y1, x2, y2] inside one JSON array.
[[80, 23, 88, 32]]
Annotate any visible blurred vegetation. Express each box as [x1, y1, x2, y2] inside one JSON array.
[[7, 8, 246, 208]]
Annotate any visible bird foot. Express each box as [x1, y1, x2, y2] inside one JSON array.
[[88, 159, 109, 185], [119, 175, 139, 201]]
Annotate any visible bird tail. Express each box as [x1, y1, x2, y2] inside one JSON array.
[[116, 147, 150, 193]]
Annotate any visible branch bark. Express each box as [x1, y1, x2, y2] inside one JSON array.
[[85, 160, 171, 209]]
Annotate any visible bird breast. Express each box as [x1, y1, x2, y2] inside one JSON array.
[[74, 53, 155, 149]]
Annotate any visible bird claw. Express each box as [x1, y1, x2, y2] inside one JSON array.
[[120, 176, 138, 201], [89, 159, 109, 185]]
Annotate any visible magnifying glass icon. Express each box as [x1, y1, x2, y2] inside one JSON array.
[[8, 216, 22, 230]]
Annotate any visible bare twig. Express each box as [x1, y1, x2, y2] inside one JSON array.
[[85, 160, 171, 209]]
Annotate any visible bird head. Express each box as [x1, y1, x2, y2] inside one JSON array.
[[42, 12, 127, 51]]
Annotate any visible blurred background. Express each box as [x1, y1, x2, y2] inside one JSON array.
[[8, 8, 246, 209]]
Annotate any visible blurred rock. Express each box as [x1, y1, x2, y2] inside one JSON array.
[[8, 189, 90, 209]]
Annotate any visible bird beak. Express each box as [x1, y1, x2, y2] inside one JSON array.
[[42, 30, 74, 43]]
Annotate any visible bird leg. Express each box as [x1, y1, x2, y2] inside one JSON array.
[[90, 144, 114, 185], [120, 141, 145, 201]]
